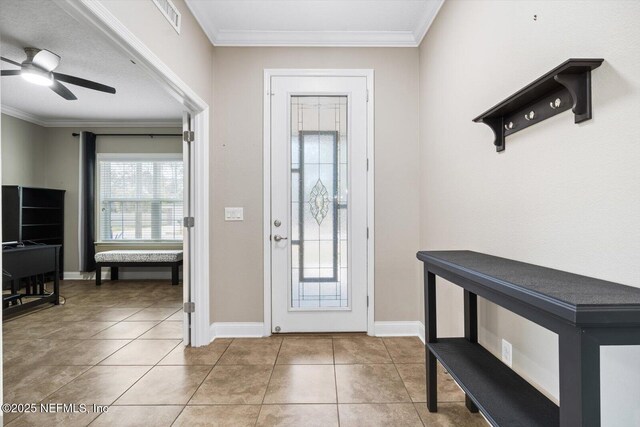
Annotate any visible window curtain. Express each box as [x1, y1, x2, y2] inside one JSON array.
[[78, 131, 97, 272]]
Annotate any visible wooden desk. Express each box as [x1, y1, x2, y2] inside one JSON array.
[[417, 250, 640, 427], [3, 244, 60, 318]]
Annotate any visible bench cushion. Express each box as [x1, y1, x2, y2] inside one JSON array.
[[95, 250, 183, 264]]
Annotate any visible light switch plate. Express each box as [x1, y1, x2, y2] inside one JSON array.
[[225, 207, 244, 221]]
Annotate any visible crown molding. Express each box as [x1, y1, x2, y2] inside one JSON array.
[[212, 30, 420, 47], [185, 0, 445, 48], [1, 105, 180, 128], [1, 105, 48, 127]]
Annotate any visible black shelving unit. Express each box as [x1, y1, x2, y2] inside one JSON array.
[[473, 58, 604, 152], [2, 186, 65, 278]]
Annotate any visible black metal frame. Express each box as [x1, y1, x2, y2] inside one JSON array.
[[95, 259, 183, 286], [419, 251, 640, 427]]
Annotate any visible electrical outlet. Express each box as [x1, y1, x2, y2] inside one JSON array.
[[501, 339, 513, 367]]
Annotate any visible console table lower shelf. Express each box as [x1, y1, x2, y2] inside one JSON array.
[[428, 338, 558, 427]]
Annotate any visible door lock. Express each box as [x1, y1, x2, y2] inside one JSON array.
[[273, 235, 288, 242], [274, 219, 281, 227]]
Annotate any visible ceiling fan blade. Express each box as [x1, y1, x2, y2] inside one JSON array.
[[1, 70, 21, 76], [0, 56, 21, 67], [32, 49, 60, 72], [50, 80, 77, 100], [53, 72, 116, 94]]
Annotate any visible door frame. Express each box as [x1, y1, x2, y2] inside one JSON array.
[[54, 0, 211, 347], [263, 69, 375, 337]]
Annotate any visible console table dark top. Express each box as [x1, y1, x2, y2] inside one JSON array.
[[417, 250, 640, 326]]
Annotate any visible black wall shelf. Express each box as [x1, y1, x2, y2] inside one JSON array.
[[473, 58, 603, 152]]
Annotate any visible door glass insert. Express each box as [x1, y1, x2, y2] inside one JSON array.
[[290, 96, 348, 309]]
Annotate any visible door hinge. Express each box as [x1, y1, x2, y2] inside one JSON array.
[[183, 301, 195, 313], [366, 89, 369, 102], [366, 227, 369, 239], [184, 217, 195, 228], [183, 130, 194, 143], [367, 295, 369, 307], [367, 158, 369, 171]]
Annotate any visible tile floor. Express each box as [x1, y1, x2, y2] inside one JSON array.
[[3, 280, 487, 426]]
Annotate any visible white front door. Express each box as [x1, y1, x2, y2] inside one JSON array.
[[269, 74, 369, 333]]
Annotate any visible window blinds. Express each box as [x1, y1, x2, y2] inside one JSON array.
[[98, 155, 183, 241]]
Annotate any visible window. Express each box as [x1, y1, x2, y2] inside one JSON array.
[[97, 154, 183, 242]]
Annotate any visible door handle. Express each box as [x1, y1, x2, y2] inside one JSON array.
[[273, 235, 288, 242]]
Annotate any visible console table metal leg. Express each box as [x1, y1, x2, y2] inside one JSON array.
[[559, 328, 600, 427], [425, 269, 438, 412], [464, 290, 479, 413]]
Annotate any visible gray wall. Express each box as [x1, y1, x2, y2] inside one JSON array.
[[0, 114, 181, 272], [212, 47, 422, 323], [1, 114, 47, 187], [419, 0, 640, 423]]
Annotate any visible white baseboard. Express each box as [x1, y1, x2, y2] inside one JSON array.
[[64, 270, 182, 281], [374, 321, 425, 344], [208, 321, 426, 343], [210, 322, 266, 342]]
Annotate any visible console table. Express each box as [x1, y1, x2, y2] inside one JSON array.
[[417, 250, 640, 427]]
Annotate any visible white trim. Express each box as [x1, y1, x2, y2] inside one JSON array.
[[42, 120, 181, 128], [1, 106, 181, 128], [210, 322, 266, 341], [263, 69, 375, 337], [1, 106, 48, 127], [374, 321, 425, 343], [262, 70, 272, 338], [212, 30, 418, 47], [54, 0, 210, 347], [184, 0, 444, 47], [365, 70, 375, 337]]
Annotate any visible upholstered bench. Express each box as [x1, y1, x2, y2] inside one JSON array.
[[94, 250, 183, 286]]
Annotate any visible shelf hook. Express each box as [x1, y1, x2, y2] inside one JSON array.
[[504, 121, 514, 130], [524, 111, 535, 121], [549, 98, 562, 110]]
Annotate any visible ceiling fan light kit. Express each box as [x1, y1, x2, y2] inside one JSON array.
[[20, 64, 53, 86], [1, 47, 116, 100]]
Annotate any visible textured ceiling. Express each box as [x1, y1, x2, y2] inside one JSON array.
[[0, 0, 182, 124]]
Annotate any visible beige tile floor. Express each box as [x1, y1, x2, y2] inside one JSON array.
[[3, 280, 487, 426]]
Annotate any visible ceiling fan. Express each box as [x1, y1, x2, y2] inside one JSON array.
[[0, 47, 116, 100]]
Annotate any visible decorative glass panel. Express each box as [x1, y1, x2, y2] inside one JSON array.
[[290, 96, 348, 309]]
